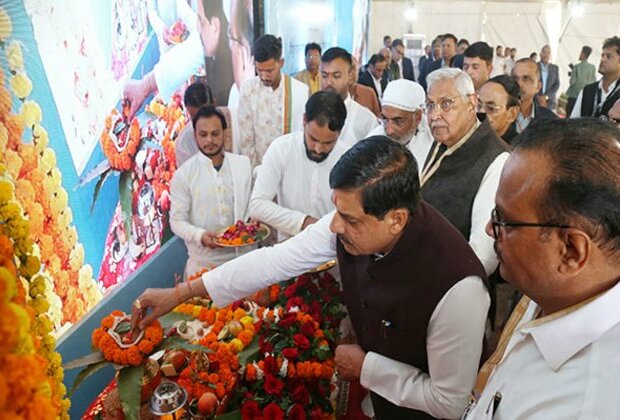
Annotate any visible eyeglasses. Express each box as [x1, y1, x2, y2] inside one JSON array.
[[477, 101, 504, 114], [425, 95, 468, 114], [490, 208, 572, 240]]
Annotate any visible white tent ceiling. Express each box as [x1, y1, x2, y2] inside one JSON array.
[[369, 0, 620, 97]]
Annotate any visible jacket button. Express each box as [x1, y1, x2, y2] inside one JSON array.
[[360, 298, 367, 308], [362, 325, 369, 333]]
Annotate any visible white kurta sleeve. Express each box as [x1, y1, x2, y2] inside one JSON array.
[[469, 152, 509, 275], [570, 90, 584, 118], [203, 211, 338, 306], [360, 276, 490, 419], [153, 30, 204, 101], [248, 143, 307, 236], [169, 168, 206, 247]]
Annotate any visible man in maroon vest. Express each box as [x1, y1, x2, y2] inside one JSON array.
[[133, 137, 490, 419]]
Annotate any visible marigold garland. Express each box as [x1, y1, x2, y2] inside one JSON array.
[[91, 310, 163, 366], [100, 108, 142, 171]]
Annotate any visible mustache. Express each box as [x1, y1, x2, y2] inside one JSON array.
[[337, 234, 351, 246]]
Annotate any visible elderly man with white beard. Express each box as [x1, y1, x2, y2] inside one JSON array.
[[367, 79, 434, 174], [421, 68, 510, 276]]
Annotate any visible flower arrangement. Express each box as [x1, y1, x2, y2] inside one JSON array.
[[100, 105, 142, 171], [91, 310, 164, 366], [239, 307, 337, 420], [231, 273, 346, 420], [217, 220, 269, 246]]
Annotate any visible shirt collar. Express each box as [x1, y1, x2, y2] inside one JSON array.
[[518, 281, 620, 371]]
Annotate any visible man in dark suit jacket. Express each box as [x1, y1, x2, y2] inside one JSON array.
[[537, 45, 560, 110], [390, 39, 415, 81], [358, 54, 388, 101], [512, 58, 558, 133], [419, 33, 462, 90]]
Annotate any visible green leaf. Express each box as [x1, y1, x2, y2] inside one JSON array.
[[119, 171, 133, 241], [156, 336, 212, 353], [237, 337, 259, 367], [63, 351, 105, 370], [115, 320, 132, 335], [75, 159, 111, 189], [67, 360, 108, 397], [158, 311, 193, 330], [118, 365, 143, 420], [215, 410, 242, 420], [90, 167, 113, 213]]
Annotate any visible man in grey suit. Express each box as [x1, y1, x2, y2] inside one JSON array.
[[537, 45, 560, 110]]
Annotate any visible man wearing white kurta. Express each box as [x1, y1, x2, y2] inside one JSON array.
[[320, 47, 379, 149], [238, 35, 308, 168], [249, 91, 348, 242], [134, 138, 490, 419], [170, 106, 252, 277], [367, 79, 434, 175], [175, 82, 209, 168]]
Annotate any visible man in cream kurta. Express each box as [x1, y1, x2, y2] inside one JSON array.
[[170, 107, 252, 277], [248, 91, 348, 242], [238, 34, 308, 168]]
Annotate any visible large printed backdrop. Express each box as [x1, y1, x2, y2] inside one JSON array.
[[0, 0, 255, 333]]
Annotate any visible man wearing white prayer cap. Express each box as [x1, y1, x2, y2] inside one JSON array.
[[367, 79, 434, 174]]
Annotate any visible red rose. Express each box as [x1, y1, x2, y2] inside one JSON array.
[[318, 273, 334, 288], [241, 400, 262, 420], [264, 374, 285, 396], [301, 320, 316, 338], [292, 385, 310, 405], [278, 312, 297, 329], [307, 282, 319, 295], [284, 283, 298, 298], [293, 333, 310, 350], [310, 407, 324, 420], [285, 296, 304, 311], [259, 335, 274, 353], [263, 402, 285, 420], [288, 403, 307, 420], [282, 347, 299, 360], [264, 356, 279, 375]]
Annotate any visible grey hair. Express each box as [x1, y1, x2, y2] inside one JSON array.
[[427, 68, 475, 96]]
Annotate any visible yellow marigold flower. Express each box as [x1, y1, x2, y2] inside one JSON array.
[[10, 72, 32, 99], [0, 7, 12, 42], [19, 254, 40, 278], [0, 201, 22, 222], [6, 41, 24, 72], [0, 267, 17, 302], [40, 148, 56, 174], [32, 124, 49, 151], [0, 179, 13, 203], [20, 100, 42, 127]]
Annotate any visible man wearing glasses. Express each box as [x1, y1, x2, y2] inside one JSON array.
[[464, 118, 620, 418], [421, 68, 510, 275], [367, 79, 434, 174]]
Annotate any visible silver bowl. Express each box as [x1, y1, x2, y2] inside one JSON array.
[[149, 381, 188, 416]]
